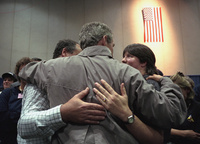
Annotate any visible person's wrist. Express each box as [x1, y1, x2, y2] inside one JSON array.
[[124, 114, 135, 124], [60, 104, 68, 123], [159, 76, 164, 82], [121, 109, 133, 123]]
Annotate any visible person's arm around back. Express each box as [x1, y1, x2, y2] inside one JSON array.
[[18, 84, 106, 139], [93, 80, 164, 144], [141, 74, 187, 128]]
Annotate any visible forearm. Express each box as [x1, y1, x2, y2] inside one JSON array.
[[18, 105, 66, 138], [122, 110, 163, 144], [170, 129, 184, 137], [126, 115, 163, 144]]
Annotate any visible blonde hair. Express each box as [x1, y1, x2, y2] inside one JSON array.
[[170, 72, 195, 100]]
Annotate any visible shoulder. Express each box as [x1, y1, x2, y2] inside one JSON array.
[[0, 88, 12, 97], [117, 62, 141, 74], [0, 88, 13, 109], [24, 84, 44, 96]]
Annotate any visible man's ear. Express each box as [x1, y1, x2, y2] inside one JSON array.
[[102, 35, 108, 46], [98, 35, 107, 46], [61, 48, 67, 57]]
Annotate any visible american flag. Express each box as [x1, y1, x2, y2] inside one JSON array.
[[142, 7, 164, 42]]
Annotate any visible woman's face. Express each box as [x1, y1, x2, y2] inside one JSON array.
[[122, 51, 143, 70]]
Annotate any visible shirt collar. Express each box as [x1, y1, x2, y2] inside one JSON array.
[[78, 46, 113, 58]]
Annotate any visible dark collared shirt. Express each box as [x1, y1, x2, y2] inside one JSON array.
[[0, 85, 22, 144]]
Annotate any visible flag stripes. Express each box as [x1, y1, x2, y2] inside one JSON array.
[[142, 7, 164, 42]]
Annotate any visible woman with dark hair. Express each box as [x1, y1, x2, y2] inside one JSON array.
[[122, 43, 161, 90], [94, 44, 174, 143], [0, 57, 31, 144]]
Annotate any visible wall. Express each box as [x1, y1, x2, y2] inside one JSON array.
[[0, 0, 200, 76]]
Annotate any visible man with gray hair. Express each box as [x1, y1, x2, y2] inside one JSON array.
[[19, 22, 186, 144], [17, 38, 106, 143]]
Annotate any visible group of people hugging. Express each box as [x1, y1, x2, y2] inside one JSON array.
[[0, 21, 199, 144]]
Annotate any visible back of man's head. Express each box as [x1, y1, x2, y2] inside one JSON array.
[[79, 22, 113, 49], [53, 39, 79, 59]]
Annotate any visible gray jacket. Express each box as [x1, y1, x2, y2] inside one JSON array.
[[19, 46, 187, 144]]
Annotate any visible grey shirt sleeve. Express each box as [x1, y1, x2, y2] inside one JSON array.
[[128, 75, 187, 129], [18, 60, 53, 91]]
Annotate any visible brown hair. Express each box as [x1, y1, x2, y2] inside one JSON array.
[[14, 57, 31, 81]]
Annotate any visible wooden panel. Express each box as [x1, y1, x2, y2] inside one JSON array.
[[157, 0, 185, 75], [84, 0, 103, 22], [121, 0, 142, 45], [1, 0, 200, 76], [11, 0, 32, 72], [29, 0, 48, 61], [65, 0, 84, 41], [0, 0, 15, 75], [48, 0, 85, 60], [179, 0, 200, 75], [48, 0, 67, 59], [102, 0, 123, 61]]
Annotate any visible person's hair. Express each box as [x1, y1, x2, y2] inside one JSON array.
[[79, 22, 113, 49], [157, 69, 164, 76], [170, 72, 195, 105], [123, 43, 157, 75], [31, 57, 42, 62], [53, 39, 79, 59], [14, 57, 31, 81]]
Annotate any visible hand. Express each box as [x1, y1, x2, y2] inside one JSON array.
[[183, 130, 200, 142], [146, 74, 163, 82], [94, 80, 164, 144], [93, 79, 132, 122], [60, 87, 106, 124]]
